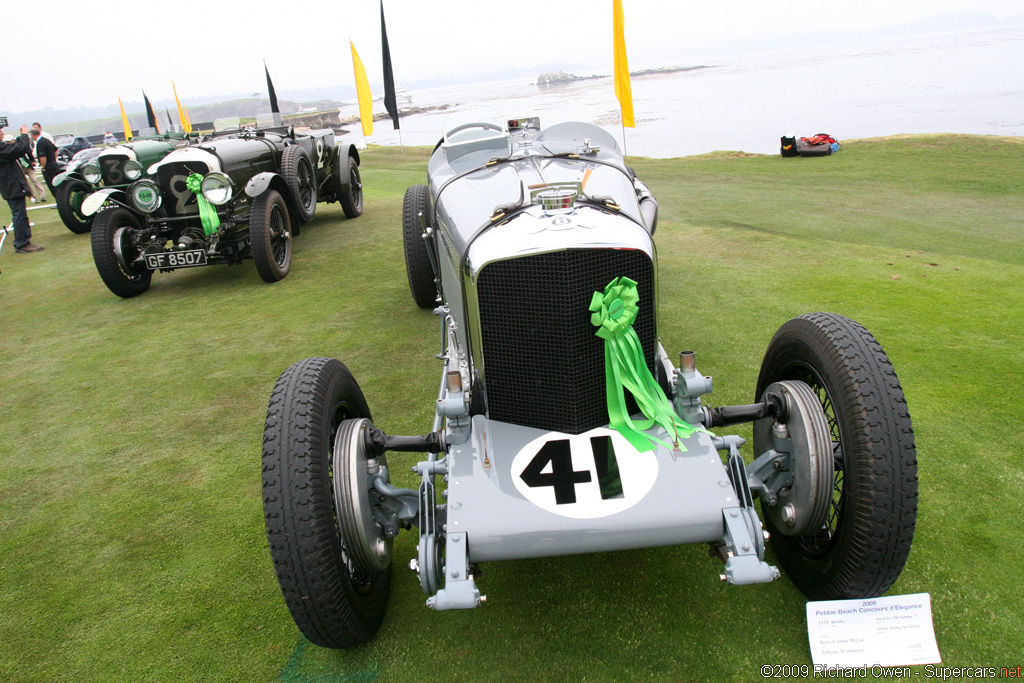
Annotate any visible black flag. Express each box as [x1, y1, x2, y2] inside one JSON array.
[[381, 1, 399, 130], [143, 90, 160, 133], [165, 106, 174, 131], [265, 62, 279, 114]]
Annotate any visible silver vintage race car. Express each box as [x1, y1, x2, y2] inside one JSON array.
[[262, 115, 918, 648]]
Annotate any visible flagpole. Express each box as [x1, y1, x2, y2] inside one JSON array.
[[621, 121, 628, 157]]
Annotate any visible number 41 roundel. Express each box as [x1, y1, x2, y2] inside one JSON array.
[[510, 427, 659, 519]]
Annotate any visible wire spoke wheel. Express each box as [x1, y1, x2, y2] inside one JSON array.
[[299, 162, 313, 207], [269, 204, 289, 267], [756, 313, 917, 600], [263, 358, 391, 649], [56, 179, 94, 234], [282, 145, 317, 225], [339, 154, 363, 218], [787, 364, 844, 554], [90, 207, 152, 297], [249, 189, 292, 283]]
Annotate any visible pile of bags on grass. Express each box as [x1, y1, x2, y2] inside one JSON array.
[[780, 133, 840, 157]]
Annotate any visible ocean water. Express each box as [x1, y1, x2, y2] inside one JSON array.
[[340, 26, 1024, 158]]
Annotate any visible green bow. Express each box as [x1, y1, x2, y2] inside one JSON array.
[[589, 276, 700, 452], [185, 173, 221, 236]]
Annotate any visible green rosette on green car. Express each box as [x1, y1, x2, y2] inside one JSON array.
[[185, 173, 221, 235]]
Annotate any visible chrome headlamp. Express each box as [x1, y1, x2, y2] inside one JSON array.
[[123, 160, 143, 181], [129, 179, 162, 214], [200, 172, 233, 206], [81, 164, 102, 185]]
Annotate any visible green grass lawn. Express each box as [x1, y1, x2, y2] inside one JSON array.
[[1, 135, 1022, 682]]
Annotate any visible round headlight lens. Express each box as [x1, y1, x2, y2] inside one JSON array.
[[82, 165, 101, 185], [200, 172, 233, 206], [130, 180, 162, 213], [124, 160, 143, 181]]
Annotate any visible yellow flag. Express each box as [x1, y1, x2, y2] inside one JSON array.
[[350, 39, 374, 137], [613, 0, 634, 128], [118, 96, 133, 141], [172, 80, 192, 133]]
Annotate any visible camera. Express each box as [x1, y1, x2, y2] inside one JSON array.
[[0, 116, 9, 128]]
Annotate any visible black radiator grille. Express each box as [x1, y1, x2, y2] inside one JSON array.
[[157, 162, 208, 215], [476, 248, 656, 434], [98, 155, 128, 186]]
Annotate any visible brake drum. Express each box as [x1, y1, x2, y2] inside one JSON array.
[[753, 380, 834, 537]]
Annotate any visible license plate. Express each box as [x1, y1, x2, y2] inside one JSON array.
[[145, 250, 209, 270]]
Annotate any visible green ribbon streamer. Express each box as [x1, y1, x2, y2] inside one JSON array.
[[590, 276, 701, 452], [185, 173, 221, 236]]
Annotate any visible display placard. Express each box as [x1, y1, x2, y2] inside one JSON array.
[[806, 593, 941, 668]]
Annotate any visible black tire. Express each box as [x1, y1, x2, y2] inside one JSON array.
[[250, 189, 292, 283], [56, 179, 93, 234], [263, 357, 391, 649], [90, 207, 152, 298], [338, 154, 363, 218], [282, 145, 316, 226], [756, 313, 917, 600], [402, 184, 436, 308]]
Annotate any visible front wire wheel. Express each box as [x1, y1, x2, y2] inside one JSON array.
[[756, 313, 918, 600], [262, 358, 391, 649], [56, 179, 93, 233], [90, 207, 152, 297], [250, 189, 292, 283]]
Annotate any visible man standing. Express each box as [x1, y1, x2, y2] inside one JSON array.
[[21, 136, 47, 203], [1, 124, 44, 253], [31, 128, 62, 195], [30, 122, 54, 144]]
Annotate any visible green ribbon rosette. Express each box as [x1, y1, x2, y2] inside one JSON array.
[[185, 173, 221, 236], [589, 276, 700, 452]]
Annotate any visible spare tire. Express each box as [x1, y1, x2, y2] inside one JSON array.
[[402, 185, 437, 308]]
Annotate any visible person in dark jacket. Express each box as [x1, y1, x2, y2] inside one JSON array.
[[1, 124, 44, 253], [32, 129, 62, 194]]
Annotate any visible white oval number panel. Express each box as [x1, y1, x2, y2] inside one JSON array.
[[511, 427, 658, 519]]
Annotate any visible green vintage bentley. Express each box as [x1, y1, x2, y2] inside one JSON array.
[[52, 132, 191, 234]]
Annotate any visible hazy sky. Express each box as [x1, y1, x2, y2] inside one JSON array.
[[3, 0, 1021, 112]]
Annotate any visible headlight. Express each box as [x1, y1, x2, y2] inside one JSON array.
[[124, 160, 143, 181], [200, 172, 233, 206], [129, 180, 162, 213], [82, 164, 102, 185]]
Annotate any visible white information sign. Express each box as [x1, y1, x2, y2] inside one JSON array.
[[806, 593, 941, 668]]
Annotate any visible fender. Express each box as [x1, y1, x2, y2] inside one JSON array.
[[82, 188, 125, 216], [52, 171, 74, 187], [245, 172, 286, 198], [332, 144, 360, 193]]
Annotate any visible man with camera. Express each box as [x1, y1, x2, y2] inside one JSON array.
[[1, 121, 44, 253]]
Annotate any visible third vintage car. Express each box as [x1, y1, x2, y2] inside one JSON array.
[[261, 115, 917, 648], [83, 121, 363, 297], [52, 132, 188, 234]]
